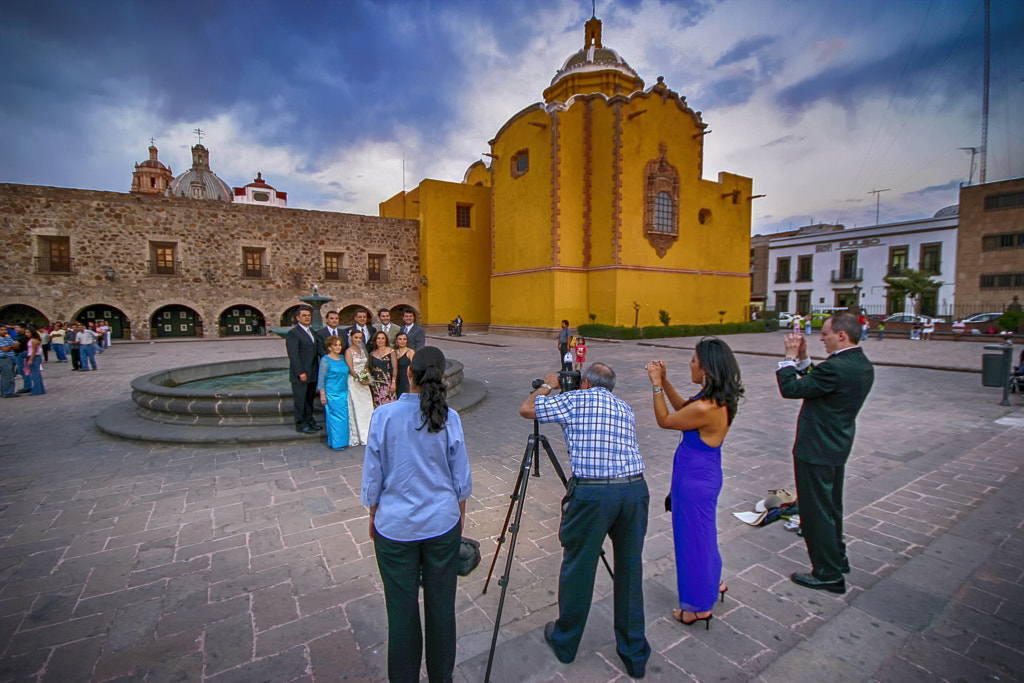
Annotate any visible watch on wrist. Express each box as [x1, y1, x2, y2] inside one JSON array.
[[540, 383, 552, 391]]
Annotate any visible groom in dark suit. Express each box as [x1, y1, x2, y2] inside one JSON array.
[[777, 312, 874, 594], [286, 306, 321, 434]]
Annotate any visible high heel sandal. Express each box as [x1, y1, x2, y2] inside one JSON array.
[[719, 581, 728, 603], [673, 609, 713, 630]]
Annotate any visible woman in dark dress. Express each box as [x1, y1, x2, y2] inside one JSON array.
[[394, 332, 416, 398], [370, 332, 398, 407], [646, 338, 743, 629]]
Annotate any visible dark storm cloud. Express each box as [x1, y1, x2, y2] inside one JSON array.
[[713, 35, 778, 68], [700, 75, 756, 109], [763, 134, 805, 148]]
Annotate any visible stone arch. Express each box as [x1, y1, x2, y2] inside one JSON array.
[[74, 304, 131, 339], [151, 304, 203, 338], [338, 304, 372, 326], [391, 303, 420, 322], [0, 303, 49, 327], [219, 304, 266, 337], [280, 305, 304, 327]]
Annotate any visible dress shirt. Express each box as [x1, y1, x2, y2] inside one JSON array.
[[299, 324, 315, 342], [533, 387, 644, 479], [325, 326, 339, 337], [361, 394, 472, 541]]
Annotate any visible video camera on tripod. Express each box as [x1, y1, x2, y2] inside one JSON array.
[[532, 369, 581, 394]]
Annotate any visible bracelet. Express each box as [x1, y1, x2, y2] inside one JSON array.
[[652, 387, 664, 395], [540, 384, 552, 391]]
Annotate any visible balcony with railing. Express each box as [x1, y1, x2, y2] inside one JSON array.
[[240, 263, 272, 279], [831, 268, 864, 283], [367, 269, 391, 283], [147, 260, 181, 276], [774, 272, 791, 284], [34, 257, 76, 274], [919, 261, 942, 276], [324, 267, 349, 282]]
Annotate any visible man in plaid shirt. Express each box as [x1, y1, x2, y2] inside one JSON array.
[[519, 362, 650, 679]]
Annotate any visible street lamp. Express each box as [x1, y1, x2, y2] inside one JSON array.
[[851, 284, 862, 315]]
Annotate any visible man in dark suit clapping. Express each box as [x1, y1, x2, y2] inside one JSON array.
[[777, 312, 874, 594], [286, 306, 321, 434]]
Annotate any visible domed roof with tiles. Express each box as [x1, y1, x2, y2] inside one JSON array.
[[165, 144, 232, 202]]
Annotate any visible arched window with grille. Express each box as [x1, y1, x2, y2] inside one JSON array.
[[653, 192, 674, 233], [643, 143, 680, 257]]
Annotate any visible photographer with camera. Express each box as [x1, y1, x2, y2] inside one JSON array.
[[518, 362, 650, 679]]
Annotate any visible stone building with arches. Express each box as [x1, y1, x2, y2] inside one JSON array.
[[0, 183, 420, 339]]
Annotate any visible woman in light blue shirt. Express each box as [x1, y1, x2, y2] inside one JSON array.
[[361, 346, 472, 683]]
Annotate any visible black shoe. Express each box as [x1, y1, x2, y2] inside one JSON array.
[[543, 622, 574, 664], [300, 426, 317, 434], [312, 425, 324, 431], [16, 388, 30, 393], [791, 572, 846, 594], [618, 653, 646, 679]]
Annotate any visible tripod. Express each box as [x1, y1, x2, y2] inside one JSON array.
[[481, 419, 613, 683]]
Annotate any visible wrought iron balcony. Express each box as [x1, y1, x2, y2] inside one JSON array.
[[240, 264, 272, 279], [324, 268, 349, 282], [831, 268, 863, 283], [147, 260, 181, 276], [368, 269, 390, 283], [34, 257, 76, 274]]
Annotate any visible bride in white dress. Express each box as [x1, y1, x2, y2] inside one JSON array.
[[344, 330, 374, 445]]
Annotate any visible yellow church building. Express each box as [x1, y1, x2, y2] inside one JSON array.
[[381, 16, 753, 332]]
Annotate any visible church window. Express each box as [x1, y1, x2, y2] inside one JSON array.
[[653, 193, 674, 233], [698, 209, 712, 225], [253, 191, 270, 202], [511, 150, 529, 178], [324, 252, 345, 281], [643, 143, 680, 257], [456, 204, 472, 228]]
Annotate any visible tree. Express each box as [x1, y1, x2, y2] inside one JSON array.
[[658, 309, 671, 326], [882, 268, 944, 316]]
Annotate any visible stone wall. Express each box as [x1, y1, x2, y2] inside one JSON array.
[[0, 184, 421, 338]]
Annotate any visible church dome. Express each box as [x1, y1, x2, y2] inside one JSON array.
[[138, 145, 169, 170], [166, 143, 232, 202], [543, 16, 644, 103], [933, 205, 958, 218]]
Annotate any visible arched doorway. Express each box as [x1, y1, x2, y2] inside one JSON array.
[[0, 304, 48, 327], [76, 304, 130, 339], [151, 305, 203, 338], [219, 305, 266, 336], [390, 304, 419, 321]]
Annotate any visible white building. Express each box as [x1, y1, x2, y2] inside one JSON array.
[[767, 207, 959, 317], [232, 172, 288, 207]]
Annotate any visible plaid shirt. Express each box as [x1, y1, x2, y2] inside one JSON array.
[[534, 387, 644, 479]]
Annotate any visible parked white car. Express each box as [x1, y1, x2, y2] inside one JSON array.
[[962, 312, 1003, 324]]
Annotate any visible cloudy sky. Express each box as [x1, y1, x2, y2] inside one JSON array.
[[1, 0, 1021, 235]]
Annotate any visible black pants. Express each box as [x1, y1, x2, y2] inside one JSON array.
[[794, 459, 847, 581], [290, 379, 316, 429], [549, 477, 651, 672], [70, 347, 81, 370], [374, 522, 461, 683]]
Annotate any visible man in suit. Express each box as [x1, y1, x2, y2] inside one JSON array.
[[401, 309, 426, 350], [343, 309, 375, 354], [377, 308, 398, 347], [777, 312, 874, 594], [315, 310, 343, 358], [286, 306, 321, 434]]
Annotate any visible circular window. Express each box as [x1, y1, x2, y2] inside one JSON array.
[[698, 209, 712, 225]]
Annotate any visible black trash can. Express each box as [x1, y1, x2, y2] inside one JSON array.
[[982, 353, 1009, 387]]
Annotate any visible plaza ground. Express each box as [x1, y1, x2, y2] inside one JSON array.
[[0, 331, 1021, 682]]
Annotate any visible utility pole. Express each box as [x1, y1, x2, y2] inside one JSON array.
[[868, 188, 890, 225], [959, 147, 979, 185], [981, 0, 990, 183]]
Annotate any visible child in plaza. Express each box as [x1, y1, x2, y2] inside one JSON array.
[[573, 337, 587, 371]]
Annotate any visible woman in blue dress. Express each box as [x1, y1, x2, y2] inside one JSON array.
[[646, 338, 743, 629], [317, 335, 350, 450]]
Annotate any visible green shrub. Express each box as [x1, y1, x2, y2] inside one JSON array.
[[999, 310, 1023, 333], [578, 321, 762, 339], [658, 309, 671, 326]]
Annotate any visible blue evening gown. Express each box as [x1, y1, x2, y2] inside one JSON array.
[[317, 355, 350, 450], [671, 428, 723, 612]]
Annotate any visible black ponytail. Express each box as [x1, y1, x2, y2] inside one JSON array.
[[409, 347, 449, 433]]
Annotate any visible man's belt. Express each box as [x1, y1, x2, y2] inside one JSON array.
[[575, 474, 644, 485]]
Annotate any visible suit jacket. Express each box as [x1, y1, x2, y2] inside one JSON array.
[[776, 346, 874, 467], [342, 324, 375, 355], [314, 326, 344, 357], [402, 323, 426, 351], [286, 325, 319, 383]]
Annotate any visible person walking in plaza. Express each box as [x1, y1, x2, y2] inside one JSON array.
[[646, 338, 743, 629], [345, 330, 374, 445], [519, 362, 650, 679], [394, 333, 415, 398], [49, 323, 67, 363], [557, 319, 571, 370], [286, 306, 320, 434], [777, 313, 874, 594], [317, 335, 350, 451], [77, 323, 98, 371], [370, 331, 398, 407], [68, 323, 82, 371], [400, 309, 426, 351], [361, 346, 472, 683], [22, 325, 45, 395], [0, 325, 18, 398]]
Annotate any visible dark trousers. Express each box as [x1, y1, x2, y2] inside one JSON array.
[[70, 347, 81, 370], [0, 356, 14, 397], [290, 379, 316, 429], [559, 342, 571, 371], [794, 459, 847, 581], [374, 522, 461, 683], [550, 478, 651, 672]]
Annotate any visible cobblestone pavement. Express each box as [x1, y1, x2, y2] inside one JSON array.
[[0, 332, 1021, 682]]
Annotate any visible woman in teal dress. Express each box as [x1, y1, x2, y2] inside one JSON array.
[[317, 335, 350, 450], [646, 338, 743, 629]]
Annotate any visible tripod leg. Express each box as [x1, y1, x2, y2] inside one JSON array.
[[537, 435, 615, 581], [483, 435, 538, 683], [482, 435, 536, 595]]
